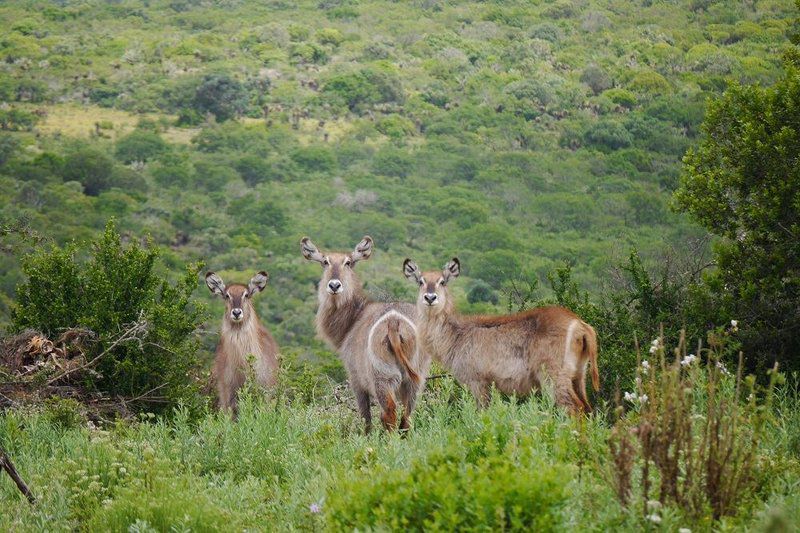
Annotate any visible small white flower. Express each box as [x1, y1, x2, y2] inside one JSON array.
[[647, 513, 662, 524], [681, 354, 697, 367], [309, 502, 322, 514], [639, 394, 648, 404], [651, 338, 660, 346], [716, 361, 730, 376], [649, 345, 658, 354], [679, 528, 692, 533], [641, 360, 650, 371], [624, 391, 637, 402], [730, 320, 738, 328]]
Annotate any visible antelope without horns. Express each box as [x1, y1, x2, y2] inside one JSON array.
[[403, 257, 599, 414], [206, 271, 279, 416], [301, 236, 429, 433]]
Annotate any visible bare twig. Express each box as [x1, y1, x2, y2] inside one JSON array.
[[0, 446, 36, 504], [46, 316, 148, 386]]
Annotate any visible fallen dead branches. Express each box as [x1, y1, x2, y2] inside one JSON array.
[[0, 316, 155, 420]]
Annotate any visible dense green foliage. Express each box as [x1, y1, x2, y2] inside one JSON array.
[[12, 222, 205, 412], [676, 69, 800, 375], [1, 0, 795, 355], [1, 0, 800, 528], [1, 371, 799, 531]]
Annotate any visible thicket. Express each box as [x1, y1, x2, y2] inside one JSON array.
[[10, 221, 206, 414]]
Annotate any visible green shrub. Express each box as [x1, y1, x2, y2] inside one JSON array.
[[327, 440, 568, 531], [193, 74, 248, 122], [115, 130, 169, 164], [11, 221, 206, 414], [61, 147, 115, 196]]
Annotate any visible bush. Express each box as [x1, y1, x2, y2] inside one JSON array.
[[467, 279, 498, 304], [115, 130, 169, 164], [323, 66, 404, 112], [193, 74, 248, 122], [610, 334, 782, 521], [327, 438, 568, 531], [11, 221, 205, 414], [61, 147, 116, 196], [581, 64, 613, 95], [583, 120, 633, 151]]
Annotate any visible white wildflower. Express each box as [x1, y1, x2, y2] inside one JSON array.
[[647, 513, 662, 524], [649, 345, 658, 354], [679, 529, 692, 533], [624, 391, 637, 402], [716, 361, 730, 376], [641, 360, 650, 372], [730, 320, 738, 328], [681, 353, 697, 367], [639, 394, 648, 404]]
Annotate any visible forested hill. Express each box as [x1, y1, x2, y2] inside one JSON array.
[[0, 0, 795, 345]]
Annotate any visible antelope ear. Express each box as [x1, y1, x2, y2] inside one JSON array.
[[205, 272, 226, 295], [248, 271, 269, 295], [300, 237, 325, 263], [351, 235, 373, 263], [403, 258, 422, 284], [442, 258, 460, 284]]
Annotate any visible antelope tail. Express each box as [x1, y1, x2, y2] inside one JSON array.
[[583, 324, 600, 391], [385, 318, 420, 385]]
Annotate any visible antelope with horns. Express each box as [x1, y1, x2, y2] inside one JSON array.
[[301, 236, 428, 433], [206, 271, 279, 416], [403, 258, 599, 414]]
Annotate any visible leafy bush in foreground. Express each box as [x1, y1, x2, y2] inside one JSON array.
[[11, 221, 205, 413], [327, 431, 568, 531]]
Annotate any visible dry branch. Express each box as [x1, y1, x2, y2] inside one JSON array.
[[0, 445, 36, 504]]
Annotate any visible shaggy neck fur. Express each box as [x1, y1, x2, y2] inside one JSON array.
[[316, 288, 369, 350], [221, 309, 265, 357], [418, 300, 463, 369]]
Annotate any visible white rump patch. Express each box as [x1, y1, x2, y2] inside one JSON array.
[[563, 320, 579, 375], [367, 310, 418, 376]]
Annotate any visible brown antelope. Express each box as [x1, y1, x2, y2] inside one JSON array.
[[205, 271, 279, 416], [403, 258, 599, 414], [301, 236, 428, 433]]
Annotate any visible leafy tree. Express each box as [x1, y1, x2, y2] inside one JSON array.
[[62, 147, 115, 196], [193, 74, 248, 122], [115, 130, 169, 164], [675, 68, 800, 373]]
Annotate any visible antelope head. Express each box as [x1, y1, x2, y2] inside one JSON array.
[[300, 236, 373, 304], [403, 258, 460, 317], [206, 271, 269, 325]]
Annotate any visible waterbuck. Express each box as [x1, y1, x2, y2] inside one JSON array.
[[301, 236, 427, 432], [403, 258, 599, 413], [205, 271, 279, 415]]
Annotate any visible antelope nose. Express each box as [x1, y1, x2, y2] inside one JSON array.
[[328, 279, 342, 293], [231, 308, 243, 319], [424, 293, 438, 305]]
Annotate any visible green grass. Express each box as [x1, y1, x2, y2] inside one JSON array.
[[2, 376, 799, 532]]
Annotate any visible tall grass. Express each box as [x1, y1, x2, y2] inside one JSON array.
[[1, 362, 798, 531]]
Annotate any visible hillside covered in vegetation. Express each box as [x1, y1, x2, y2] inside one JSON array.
[[2, 0, 800, 530]]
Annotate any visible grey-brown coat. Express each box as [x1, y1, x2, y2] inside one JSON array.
[[206, 271, 279, 416], [403, 258, 599, 413], [301, 236, 429, 432]]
